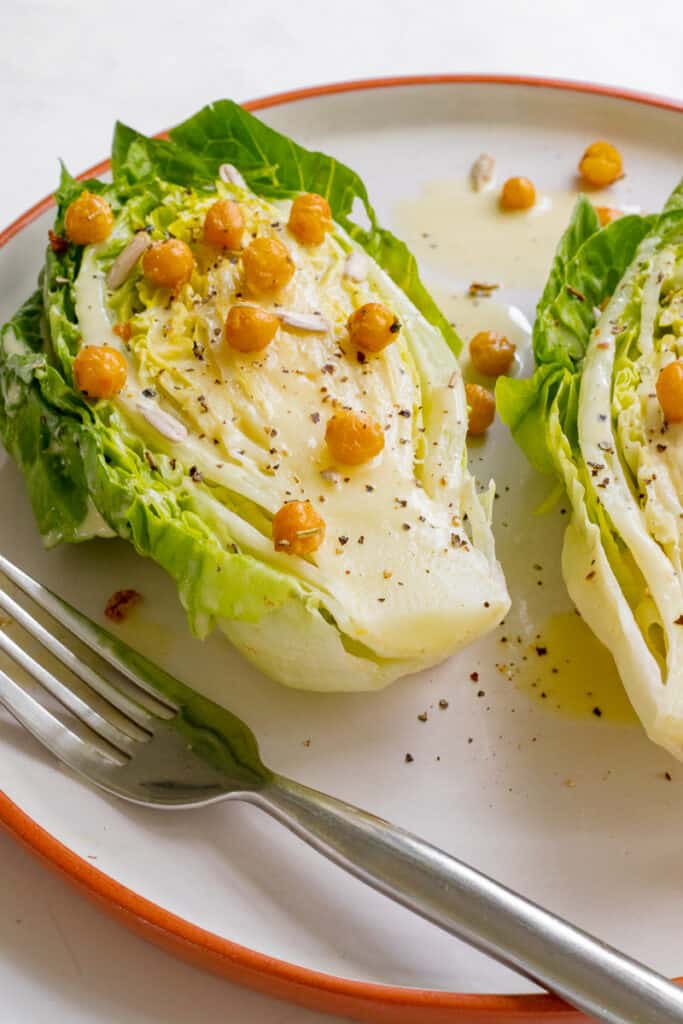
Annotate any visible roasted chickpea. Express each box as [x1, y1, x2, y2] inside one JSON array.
[[465, 382, 495, 436], [64, 192, 114, 245], [347, 303, 401, 353], [500, 177, 536, 211], [203, 199, 244, 250], [595, 205, 622, 227], [469, 331, 516, 377], [325, 409, 385, 466], [113, 321, 132, 342], [272, 500, 325, 556], [242, 237, 295, 294], [224, 305, 279, 353], [288, 193, 333, 245], [656, 361, 683, 423], [579, 141, 622, 187], [142, 239, 195, 290], [73, 345, 127, 399]]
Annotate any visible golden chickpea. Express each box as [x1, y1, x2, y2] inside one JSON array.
[[142, 239, 195, 290], [347, 302, 401, 353], [64, 192, 114, 245], [469, 331, 516, 377], [656, 361, 683, 423], [113, 321, 132, 342], [224, 305, 279, 353], [465, 382, 495, 436], [242, 237, 295, 294], [579, 141, 623, 187], [288, 193, 333, 245], [203, 199, 244, 250], [500, 177, 536, 211], [272, 500, 325, 556], [73, 345, 127, 399], [325, 409, 385, 466], [595, 205, 623, 227]]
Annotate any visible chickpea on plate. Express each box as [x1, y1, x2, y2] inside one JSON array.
[[462, 140, 625, 440]]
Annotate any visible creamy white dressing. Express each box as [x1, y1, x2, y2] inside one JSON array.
[[637, 248, 675, 357], [2, 328, 26, 357], [4, 381, 22, 408], [74, 198, 508, 662], [74, 498, 116, 540], [393, 179, 592, 291], [42, 498, 115, 547], [433, 289, 532, 378]]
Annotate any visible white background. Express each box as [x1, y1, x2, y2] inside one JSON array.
[[2, 2, 682, 1021]]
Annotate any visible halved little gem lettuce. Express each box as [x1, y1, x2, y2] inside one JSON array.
[[498, 183, 683, 757], [0, 101, 509, 692]]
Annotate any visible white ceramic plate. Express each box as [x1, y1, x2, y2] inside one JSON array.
[[2, 77, 683, 1023]]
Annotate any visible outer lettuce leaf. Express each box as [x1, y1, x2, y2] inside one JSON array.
[[533, 210, 656, 369], [497, 203, 654, 475], [112, 100, 461, 356], [535, 195, 600, 321], [0, 290, 91, 539]]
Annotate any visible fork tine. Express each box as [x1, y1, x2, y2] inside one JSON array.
[[0, 665, 128, 769], [0, 626, 135, 754], [0, 587, 151, 737], [0, 554, 177, 718]]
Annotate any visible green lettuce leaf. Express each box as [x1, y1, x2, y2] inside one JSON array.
[[111, 100, 460, 356], [497, 202, 655, 475], [535, 194, 600, 322]]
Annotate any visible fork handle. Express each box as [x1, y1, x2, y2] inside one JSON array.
[[247, 775, 683, 1023]]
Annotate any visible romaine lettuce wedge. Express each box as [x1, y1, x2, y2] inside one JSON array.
[[0, 101, 509, 692], [498, 188, 683, 756]]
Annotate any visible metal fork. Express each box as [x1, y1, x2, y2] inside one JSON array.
[[0, 552, 681, 1024]]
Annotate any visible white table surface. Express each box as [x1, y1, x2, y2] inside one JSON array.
[[2, 1, 682, 1021]]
